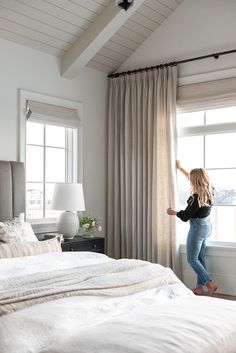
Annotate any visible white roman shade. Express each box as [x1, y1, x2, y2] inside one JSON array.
[[177, 77, 236, 113], [26, 100, 79, 128]]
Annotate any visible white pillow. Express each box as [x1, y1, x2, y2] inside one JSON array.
[[0, 214, 24, 243], [22, 222, 38, 242], [0, 215, 38, 243], [0, 237, 61, 258]]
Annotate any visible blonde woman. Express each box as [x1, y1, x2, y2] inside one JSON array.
[[167, 160, 218, 297]]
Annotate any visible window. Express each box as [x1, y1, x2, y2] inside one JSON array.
[[20, 90, 83, 230], [177, 106, 236, 243], [26, 122, 77, 221]]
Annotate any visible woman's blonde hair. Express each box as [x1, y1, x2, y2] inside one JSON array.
[[189, 168, 213, 206]]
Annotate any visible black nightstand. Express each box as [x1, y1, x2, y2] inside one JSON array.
[[61, 236, 104, 253]]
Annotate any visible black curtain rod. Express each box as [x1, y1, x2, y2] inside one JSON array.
[[108, 48, 236, 79]]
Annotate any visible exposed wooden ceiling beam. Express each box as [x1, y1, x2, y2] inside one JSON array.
[[61, 0, 145, 79]]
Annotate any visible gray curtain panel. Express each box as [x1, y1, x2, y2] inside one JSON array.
[[107, 67, 178, 270]]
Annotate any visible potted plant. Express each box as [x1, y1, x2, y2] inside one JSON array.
[[79, 216, 102, 237]]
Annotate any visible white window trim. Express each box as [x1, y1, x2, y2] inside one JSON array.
[[19, 89, 83, 233], [178, 121, 236, 137]]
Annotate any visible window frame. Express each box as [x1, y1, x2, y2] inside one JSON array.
[[26, 123, 77, 220], [19, 90, 83, 233], [177, 107, 236, 244]]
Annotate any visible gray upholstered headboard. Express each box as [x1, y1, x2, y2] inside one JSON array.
[[0, 161, 25, 221]]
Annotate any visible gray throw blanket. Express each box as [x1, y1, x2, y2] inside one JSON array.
[[0, 259, 180, 316]]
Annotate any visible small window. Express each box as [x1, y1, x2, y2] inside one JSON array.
[[177, 111, 204, 127], [205, 132, 236, 168], [20, 91, 82, 232], [206, 107, 236, 125]]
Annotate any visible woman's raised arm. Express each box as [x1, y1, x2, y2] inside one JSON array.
[[176, 160, 190, 180]]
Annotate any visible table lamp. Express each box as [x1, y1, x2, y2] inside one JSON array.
[[51, 183, 85, 239]]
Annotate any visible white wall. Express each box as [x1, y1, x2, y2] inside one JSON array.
[[118, 0, 236, 294], [119, 0, 236, 83], [0, 38, 108, 234], [180, 245, 236, 296]]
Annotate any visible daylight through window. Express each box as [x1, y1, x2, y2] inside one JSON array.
[[177, 106, 236, 243], [26, 122, 77, 221]]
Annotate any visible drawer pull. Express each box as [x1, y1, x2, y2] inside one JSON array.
[[93, 244, 97, 248]]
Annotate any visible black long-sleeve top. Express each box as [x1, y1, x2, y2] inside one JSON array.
[[176, 193, 212, 222]]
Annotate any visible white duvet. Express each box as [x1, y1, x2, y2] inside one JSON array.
[[1, 252, 236, 353]]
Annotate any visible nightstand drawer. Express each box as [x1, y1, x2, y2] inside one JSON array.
[[61, 236, 104, 253], [77, 238, 104, 252], [61, 242, 80, 252]]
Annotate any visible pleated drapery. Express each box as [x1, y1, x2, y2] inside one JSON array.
[[107, 67, 179, 271]]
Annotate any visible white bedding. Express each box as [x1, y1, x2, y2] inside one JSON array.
[[41, 296, 236, 353], [1, 252, 236, 353], [0, 251, 112, 279], [0, 256, 182, 315]]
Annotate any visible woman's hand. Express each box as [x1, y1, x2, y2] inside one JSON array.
[[167, 208, 177, 216], [176, 160, 181, 170]]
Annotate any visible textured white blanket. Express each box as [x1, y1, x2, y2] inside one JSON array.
[[0, 258, 179, 316], [40, 296, 236, 353]]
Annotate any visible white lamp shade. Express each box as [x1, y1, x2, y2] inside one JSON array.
[[51, 183, 85, 211]]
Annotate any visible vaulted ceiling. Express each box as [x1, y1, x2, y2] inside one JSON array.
[[0, 0, 184, 78]]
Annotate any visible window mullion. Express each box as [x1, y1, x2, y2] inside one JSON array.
[[73, 129, 77, 182], [179, 121, 236, 137], [66, 129, 77, 183]]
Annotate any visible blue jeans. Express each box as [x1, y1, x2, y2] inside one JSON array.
[[186, 216, 212, 287]]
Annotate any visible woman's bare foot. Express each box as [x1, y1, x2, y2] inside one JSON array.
[[206, 282, 218, 297], [193, 287, 204, 296]]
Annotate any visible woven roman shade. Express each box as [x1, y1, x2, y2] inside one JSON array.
[[177, 77, 236, 113], [26, 100, 79, 128]]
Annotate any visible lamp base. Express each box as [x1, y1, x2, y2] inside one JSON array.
[[57, 211, 79, 239]]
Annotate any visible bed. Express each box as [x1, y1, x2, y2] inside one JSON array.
[[1, 161, 236, 353]]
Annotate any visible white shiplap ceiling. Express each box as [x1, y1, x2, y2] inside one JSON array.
[[0, 0, 184, 78]]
